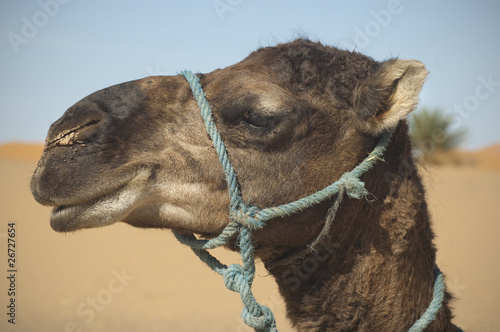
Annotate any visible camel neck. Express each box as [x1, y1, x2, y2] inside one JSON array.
[[263, 139, 456, 331]]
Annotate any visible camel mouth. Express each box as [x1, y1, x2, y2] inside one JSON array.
[[50, 169, 151, 232]]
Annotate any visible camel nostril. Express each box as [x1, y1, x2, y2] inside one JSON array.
[[71, 118, 103, 141], [46, 119, 102, 147]]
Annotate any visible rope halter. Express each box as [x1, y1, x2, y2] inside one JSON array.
[[174, 70, 446, 332]]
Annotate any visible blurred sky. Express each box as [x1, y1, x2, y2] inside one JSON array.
[[1, 0, 499, 149]]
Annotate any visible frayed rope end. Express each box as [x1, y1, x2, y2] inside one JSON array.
[[339, 172, 368, 199]]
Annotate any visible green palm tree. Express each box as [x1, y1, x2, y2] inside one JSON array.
[[409, 108, 467, 161]]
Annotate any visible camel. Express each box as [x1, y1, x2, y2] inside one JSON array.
[[31, 39, 462, 331]]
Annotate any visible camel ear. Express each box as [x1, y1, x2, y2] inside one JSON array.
[[356, 59, 429, 134]]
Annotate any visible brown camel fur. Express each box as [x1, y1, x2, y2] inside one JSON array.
[[31, 39, 460, 331]]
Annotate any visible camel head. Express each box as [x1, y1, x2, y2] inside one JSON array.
[[31, 39, 428, 247]]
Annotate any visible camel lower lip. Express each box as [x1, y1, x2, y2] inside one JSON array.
[[50, 198, 100, 232], [49, 169, 150, 232], [51, 183, 122, 222]]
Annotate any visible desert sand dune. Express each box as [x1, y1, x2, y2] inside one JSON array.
[[0, 144, 499, 331]]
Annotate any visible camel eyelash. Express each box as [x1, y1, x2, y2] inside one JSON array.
[[241, 110, 274, 129]]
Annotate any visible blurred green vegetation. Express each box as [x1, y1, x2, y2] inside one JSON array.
[[409, 108, 468, 164]]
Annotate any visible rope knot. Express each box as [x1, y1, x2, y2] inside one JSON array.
[[338, 172, 368, 199], [223, 265, 277, 331], [242, 304, 277, 330], [222, 264, 247, 292], [230, 206, 264, 230]]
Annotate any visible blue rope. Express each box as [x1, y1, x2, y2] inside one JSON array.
[[176, 70, 449, 332], [408, 267, 446, 332]]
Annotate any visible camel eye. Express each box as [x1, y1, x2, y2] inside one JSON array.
[[242, 110, 272, 129]]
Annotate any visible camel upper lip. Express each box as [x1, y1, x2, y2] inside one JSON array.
[[51, 177, 129, 211]]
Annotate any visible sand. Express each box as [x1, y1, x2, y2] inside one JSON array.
[[0, 143, 499, 332]]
